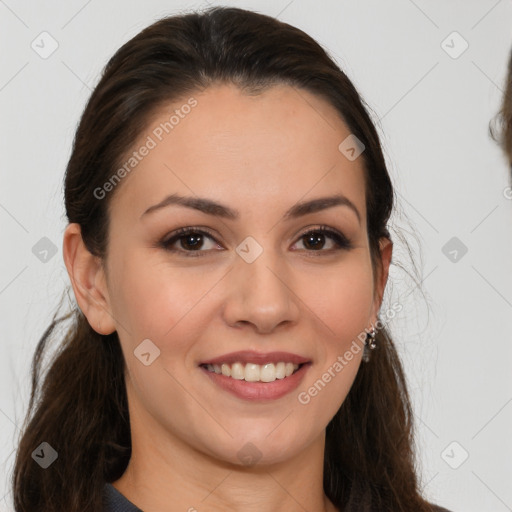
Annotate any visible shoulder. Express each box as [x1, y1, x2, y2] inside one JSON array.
[[103, 483, 143, 512]]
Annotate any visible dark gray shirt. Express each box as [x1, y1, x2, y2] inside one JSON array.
[[103, 484, 142, 512]]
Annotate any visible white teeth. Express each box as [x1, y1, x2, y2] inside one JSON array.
[[285, 362, 295, 377], [244, 363, 260, 382], [221, 363, 231, 377], [260, 363, 276, 382], [231, 362, 245, 380], [203, 361, 301, 382]]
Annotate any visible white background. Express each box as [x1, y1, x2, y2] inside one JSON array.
[[1, 1, 511, 511]]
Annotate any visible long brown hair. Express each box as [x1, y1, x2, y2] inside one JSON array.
[[13, 7, 440, 511]]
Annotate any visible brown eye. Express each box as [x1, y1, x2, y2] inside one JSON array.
[[159, 225, 352, 258], [177, 232, 205, 250], [161, 227, 221, 256], [293, 226, 352, 252]]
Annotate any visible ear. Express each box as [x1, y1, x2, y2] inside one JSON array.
[[371, 237, 393, 322], [62, 223, 116, 335]]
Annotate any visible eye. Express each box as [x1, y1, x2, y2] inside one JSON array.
[[159, 227, 222, 257], [292, 225, 352, 253], [159, 225, 352, 257]]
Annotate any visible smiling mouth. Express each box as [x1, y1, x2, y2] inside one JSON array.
[[199, 361, 305, 383]]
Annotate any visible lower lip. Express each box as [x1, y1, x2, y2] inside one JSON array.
[[199, 363, 311, 401]]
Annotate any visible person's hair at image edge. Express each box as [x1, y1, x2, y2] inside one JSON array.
[[491, 47, 512, 173], [12, 7, 449, 512]]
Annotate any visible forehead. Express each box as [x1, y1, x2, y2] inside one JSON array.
[[109, 82, 367, 222]]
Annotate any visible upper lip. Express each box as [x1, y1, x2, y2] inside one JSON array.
[[199, 350, 311, 366]]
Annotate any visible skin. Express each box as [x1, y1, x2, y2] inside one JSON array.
[[63, 83, 392, 512]]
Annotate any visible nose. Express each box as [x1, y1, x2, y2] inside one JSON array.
[[221, 243, 301, 334]]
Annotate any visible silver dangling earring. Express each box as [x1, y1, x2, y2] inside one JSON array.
[[362, 327, 377, 363]]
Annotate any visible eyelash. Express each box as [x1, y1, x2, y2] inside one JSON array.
[[158, 225, 353, 257]]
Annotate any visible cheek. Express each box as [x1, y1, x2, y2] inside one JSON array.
[[292, 263, 373, 430], [108, 250, 224, 355], [109, 266, 175, 340], [301, 260, 374, 343], [109, 255, 208, 415]]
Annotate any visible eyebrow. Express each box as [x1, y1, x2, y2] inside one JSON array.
[[140, 193, 361, 224]]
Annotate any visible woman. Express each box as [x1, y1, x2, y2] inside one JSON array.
[[12, 6, 452, 512]]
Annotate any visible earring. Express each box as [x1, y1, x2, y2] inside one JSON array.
[[362, 327, 377, 363]]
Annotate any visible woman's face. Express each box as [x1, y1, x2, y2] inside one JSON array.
[[97, 83, 390, 466]]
